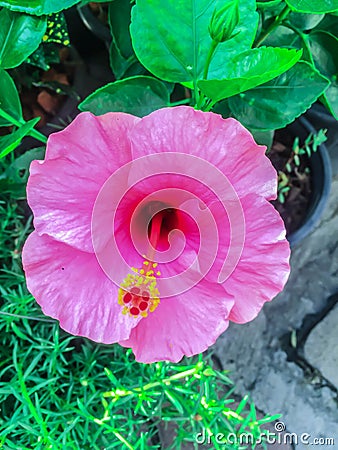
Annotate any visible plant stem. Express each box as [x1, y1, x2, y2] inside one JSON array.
[[169, 98, 192, 107], [204, 99, 218, 112], [203, 40, 218, 80], [285, 22, 315, 64], [255, 5, 291, 47], [195, 40, 219, 110], [0, 311, 55, 322], [193, 77, 200, 106], [104, 364, 204, 398], [0, 109, 48, 144]]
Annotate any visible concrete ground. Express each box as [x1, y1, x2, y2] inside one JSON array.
[[214, 113, 338, 449]]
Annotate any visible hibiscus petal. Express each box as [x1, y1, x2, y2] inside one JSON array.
[[22, 232, 139, 343], [223, 195, 291, 323], [45, 111, 139, 166], [130, 106, 277, 200], [119, 279, 234, 363], [27, 112, 139, 252]]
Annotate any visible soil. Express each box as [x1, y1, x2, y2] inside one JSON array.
[[268, 130, 311, 236]]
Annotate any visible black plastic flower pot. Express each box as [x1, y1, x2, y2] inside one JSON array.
[[77, 4, 111, 49], [278, 116, 332, 247], [64, 6, 108, 58]]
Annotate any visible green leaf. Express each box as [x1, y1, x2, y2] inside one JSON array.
[[43, 13, 70, 46], [5, 146, 45, 183], [78, 76, 170, 117], [308, 31, 338, 119], [228, 61, 330, 130], [285, 0, 338, 14], [130, 0, 258, 83], [26, 43, 60, 70], [163, 389, 184, 415], [289, 12, 325, 30], [0, 68, 23, 127], [198, 47, 301, 102], [108, 0, 145, 79], [0, 9, 47, 69], [0, 118, 40, 159], [257, 0, 283, 9], [0, 0, 81, 15], [251, 129, 274, 149], [314, 13, 338, 36], [262, 25, 301, 48]]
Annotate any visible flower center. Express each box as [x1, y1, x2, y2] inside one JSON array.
[[118, 260, 161, 318], [118, 209, 169, 318]]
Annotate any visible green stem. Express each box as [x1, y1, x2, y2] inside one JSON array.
[[0, 109, 47, 144], [195, 40, 219, 110], [285, 22, 314, 64], [17, 363, 49, 440], [104, 364, 203, 398], [204, 99, 218, 112], [203, 40, 218, 80], [169, 98, 192, 107], [193, 77, 200, 106], [255, 5, 291, 47], [0, 311, 55, 323]]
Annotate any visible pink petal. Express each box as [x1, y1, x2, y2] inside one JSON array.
[[22, 232, 139, 342], [45, 111, 139, 166], [223, 195, 291, 323], [119, 279, 234, 363], [92, 180, 203, 290], [129, 106, 277, 200], [27, 112, 139, 252]]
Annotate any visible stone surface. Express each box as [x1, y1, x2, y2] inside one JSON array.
[[304, 304, 338, 390], [213, 173, 338, 449], [264, 177, 338, 339], [214, 310, 267, 393]]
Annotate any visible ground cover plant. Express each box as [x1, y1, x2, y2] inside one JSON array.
[[0, 184, 280, 448]]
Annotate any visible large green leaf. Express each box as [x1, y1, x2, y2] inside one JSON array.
[[0, 0, 80, 15], [309, 31, 338, 119], [289, 12, 324, 30], [314, 13, 338, 36], [285, 0, 338, 13], [228, 61, 330, 130], [130, 0, 258, 83], [0, 68, 23, 127], [108, 0, 145, 79], [198, 47, 301, 102], [0, 9, 47, 69], [262, 25, 301, 48], [257, 0, 283, 10], [78, 76, 170, 117], [0, 118, 40, 159]]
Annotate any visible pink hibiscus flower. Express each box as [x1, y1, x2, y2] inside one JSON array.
[[22, 106, 290, 363]]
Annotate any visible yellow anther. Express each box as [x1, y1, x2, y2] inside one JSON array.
[[118, 260, 161, 318]]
